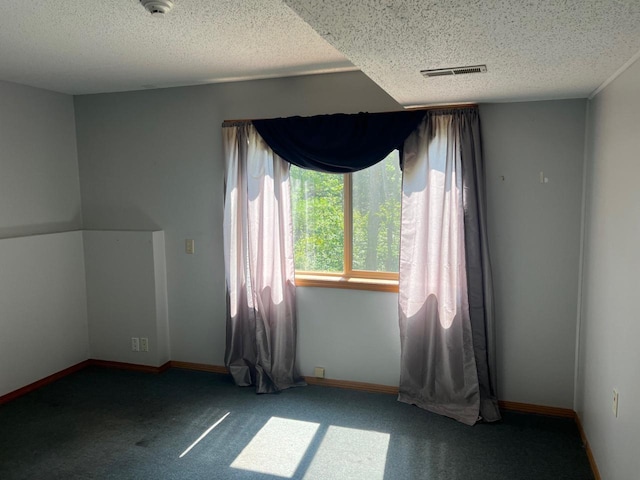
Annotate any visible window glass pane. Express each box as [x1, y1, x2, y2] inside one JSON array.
[[352, 151, 402, 273], [290, 166, 344, 273]]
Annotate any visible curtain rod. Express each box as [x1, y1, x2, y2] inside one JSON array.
[[404, 103, 477, 111], [222, 103, 478, 124]]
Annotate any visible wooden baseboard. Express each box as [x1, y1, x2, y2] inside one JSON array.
[[575, 413, 602, 480], [169, 361, 229, 374], [303, 376, 400, 395], [0, 361, 580, 422], [300, 379, 580, 417], [498, 400, 576, 418], [0, 360, 91, 405], [88, 359, 171, 374], [501, 400, 600, 480], [165, 364, 399, 395], [0, 359, 171, 405]]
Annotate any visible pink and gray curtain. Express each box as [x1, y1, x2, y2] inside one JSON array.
[[222, 122, 302, 393], [222, 108, 500, 424], [398, 109, 500, 424]]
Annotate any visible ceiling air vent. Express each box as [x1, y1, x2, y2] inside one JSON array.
[[421, 65, 487, 78]]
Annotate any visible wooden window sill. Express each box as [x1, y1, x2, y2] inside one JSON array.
[[294, 274, 398, 293]]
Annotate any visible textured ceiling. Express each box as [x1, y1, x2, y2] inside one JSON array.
[[0, 1, 639, 104], [284, 0, 640, 105], [0, 0, 354, 95]]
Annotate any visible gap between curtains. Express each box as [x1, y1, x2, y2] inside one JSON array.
[[222, 122, 303, 393]]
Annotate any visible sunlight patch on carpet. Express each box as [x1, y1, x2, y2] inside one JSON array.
[[303, 426, 390, 480], [230, 417, 320, 478], [179, 412, 230, 458]]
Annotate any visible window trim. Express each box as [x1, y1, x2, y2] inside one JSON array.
[[293, 170, 399, 293], [294, 273, 398, 293]]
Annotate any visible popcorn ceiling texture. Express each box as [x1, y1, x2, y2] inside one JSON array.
[[0, 0, 353, 94], [284, 0, 640, 105], [0, 0, 639, 103]]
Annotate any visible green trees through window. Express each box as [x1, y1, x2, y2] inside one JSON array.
[[290, 166, 344, 272], [290, 151, 402, 277]]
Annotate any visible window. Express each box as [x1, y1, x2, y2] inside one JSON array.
[[290, 151, 401, 292]]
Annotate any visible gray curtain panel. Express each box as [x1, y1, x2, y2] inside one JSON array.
[[398, 108, 500, 425], [222, 122, 303, 393], [460, 109, 501, 422]]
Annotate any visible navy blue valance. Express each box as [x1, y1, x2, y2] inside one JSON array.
[[253, 110, 426, 173]]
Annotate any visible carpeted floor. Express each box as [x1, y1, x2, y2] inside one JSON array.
[[0, 367, 593, 479]]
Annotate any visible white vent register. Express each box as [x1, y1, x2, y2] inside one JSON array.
[[421, 65, 487, 78]]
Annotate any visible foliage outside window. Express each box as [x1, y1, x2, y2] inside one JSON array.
[[290, 151, 401, 291]]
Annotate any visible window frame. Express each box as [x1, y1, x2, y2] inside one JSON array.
[[293, 172, 399, 293]]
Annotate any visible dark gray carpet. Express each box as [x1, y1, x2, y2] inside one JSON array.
[[0, 367, 593, 479]]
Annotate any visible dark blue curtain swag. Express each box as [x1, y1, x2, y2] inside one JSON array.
[[253, 111, 425, 173]]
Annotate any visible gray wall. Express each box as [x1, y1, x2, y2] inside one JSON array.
[[297, 288, 400, 385], [74, 73, 586, 405], [0, 80, 81, 238], [577, 57, 640, 478], [480, 100, 586, 408], [0, 80, 87, 396], [74, 72, 402, 374], [84, 230, 170, 367], [0, 232, 88, 397]]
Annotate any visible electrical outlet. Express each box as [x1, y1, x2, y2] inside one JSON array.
[[314, 367, 325, 379], [612, 389, 619, 417], [140, 337, 149, 352], [131, 337, 140, 352], [185, 239, 195, 254]]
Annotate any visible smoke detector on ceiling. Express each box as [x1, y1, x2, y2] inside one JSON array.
[[140, 0, 174, 16], [421, 65, 487, 78]]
